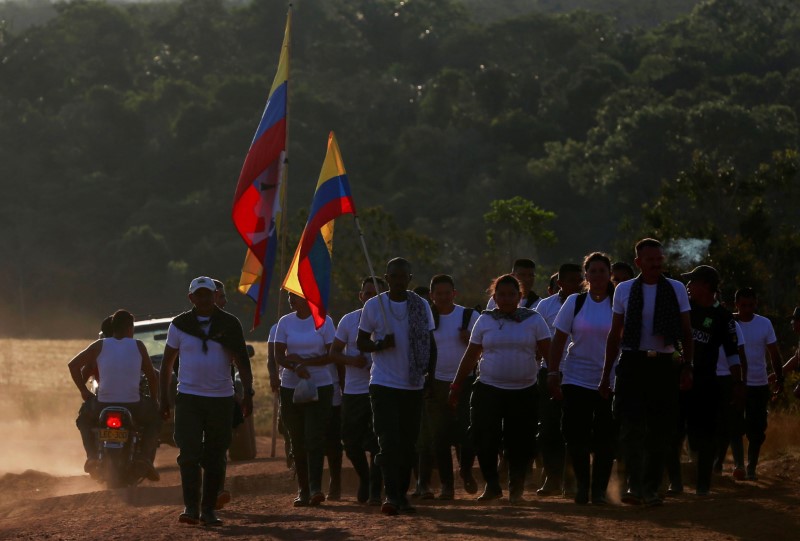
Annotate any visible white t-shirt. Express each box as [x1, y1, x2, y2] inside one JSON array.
[[536, 293, 568, 367], [276, 313, 335, 390], [433, 305, 479, 382], [335, 309, 372, 395], [486, 294, 541, 311], [612, 278, 691, 353], [737, 315, 778, 386], [717, 321, 745, 376], [359, 292, 435, 390], [470, 311, 551, 390], [554, 294, 613, 390], [167, 323, 234, 398], [96, 337, 142, 403]]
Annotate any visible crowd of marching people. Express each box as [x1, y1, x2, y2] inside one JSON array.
[[263, 237, 798, 516], [71, 237, 800, 524]]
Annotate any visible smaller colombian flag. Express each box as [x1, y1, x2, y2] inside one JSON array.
[[283, 132, 355, 328]]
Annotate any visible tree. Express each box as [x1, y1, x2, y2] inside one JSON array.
[[484, 196, 556, 266]]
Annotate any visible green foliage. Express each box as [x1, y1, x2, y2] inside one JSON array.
[[484, 196, 556, 267], [0, 0, 799, 337]]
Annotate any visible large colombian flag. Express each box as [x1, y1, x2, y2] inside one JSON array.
[[283, 132, 355, 328], [233, 11, 291, 329]]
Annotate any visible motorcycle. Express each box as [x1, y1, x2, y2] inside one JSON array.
[[93, 406, 145, 488]]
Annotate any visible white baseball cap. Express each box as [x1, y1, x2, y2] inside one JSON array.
[[189, 276, 216, 294]]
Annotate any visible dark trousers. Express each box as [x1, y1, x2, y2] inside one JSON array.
[[280, 385, 333, 496], [174, 393, 234, 512], [76, 397, 161, 462], [714, 375, 735, 469], [731, 385, 770, 471], [370, 384, 423, 504], [325, 404, 343, 493], [537, 367, 565, 488], [342, 393, 382, 500], [561, 384, 616, 499], [426, 377, 476, 488], [666, 388, 692, 489], [471, 381, 538, 495], [686, 379, 719, 492], [614, 352, 677, 500]]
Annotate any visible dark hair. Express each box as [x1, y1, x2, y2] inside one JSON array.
[[558, 263, 583, 279], [111, 309, 134, 334], [611, 261, 635, 279], [735, 287, 757, 301], [430, 274, 455, 290], [386, 257, 411, 273], [635, 238, 662, 256], [512, 258, 535, 271], [100, 315, 114, 338], [212, 279, 225, 291], [583, 252, 614, 297], [413, 286, 430, 297], [361, 276, 386, 289], [488, 274, 522, 297], [583, 252, 612, 272]]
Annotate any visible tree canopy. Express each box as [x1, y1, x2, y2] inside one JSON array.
[[0, 0, 798, 338]]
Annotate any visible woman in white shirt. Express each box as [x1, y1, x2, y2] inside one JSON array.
[[449, 274, 551, 503], [547, 252, 615, 505], [275, 292, 336, 507]]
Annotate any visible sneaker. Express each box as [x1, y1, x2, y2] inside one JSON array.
[[200, 509, 223, 526], [178, 508, 200, 525], [574, 488, 589, 505], [438, 485, 455, 500], [696, 488, 710, 496], [733, 467, 746, 480], [666, 484, 684, 495], [293, 493, 310, 507], [477, 486, 503, 501], [381, 499, 399, 516], [621, 491, 642, 505], [746, 465, 757, 480], [215, 490, 231, 510], [309, 492, 326, 506]]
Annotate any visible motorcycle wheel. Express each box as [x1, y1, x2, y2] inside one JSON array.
[[102, 450, 127, 489]]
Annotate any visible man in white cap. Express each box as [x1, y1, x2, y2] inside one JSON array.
[[160, 276, 254, 526]]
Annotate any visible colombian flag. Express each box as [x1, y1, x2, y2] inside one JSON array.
[[283, 132, 355, 328], [233, 11, 291, 329]]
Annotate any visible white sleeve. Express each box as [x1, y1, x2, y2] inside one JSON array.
[[612, 282, 627, 315], [672, 280, 691, 313], [276, 316, 289, 344], [554, 294, 577, 335], [468, 309, 480, 332], [470, 316, 488, 345], [166, 323, 180, 349], [323, 316, 336, 344]]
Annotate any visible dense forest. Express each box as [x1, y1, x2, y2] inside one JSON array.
[[0, 0, 799, 338]]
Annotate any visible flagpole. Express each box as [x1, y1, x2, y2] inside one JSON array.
[[353, 214, 391, 333], [271, 4, 292, 459]]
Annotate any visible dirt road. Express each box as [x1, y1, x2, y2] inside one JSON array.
[[2, 436, 800, 541]]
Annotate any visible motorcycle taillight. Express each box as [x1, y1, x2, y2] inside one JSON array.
[[105, 412, 123, 429]]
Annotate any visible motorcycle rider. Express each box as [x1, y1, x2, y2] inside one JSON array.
[[70, 309, 161, 481]]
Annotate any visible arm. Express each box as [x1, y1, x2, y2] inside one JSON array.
[[267, 339, 280, 392], [547, 330, 569, 400], [357, 329, 394, 353], [767, 342, 784, 394], [783, 346, 799, 374], [137, 340, 159, 399], [448, 342, 482, 408], [232, 352, 254, 418], [159, 345, 179, 420], [330, 338, 368, 369], [680, 311, 694, 369], [600, 313, 624, 398], [68, 341, 101, 402], [275, 342, 310, 380]]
